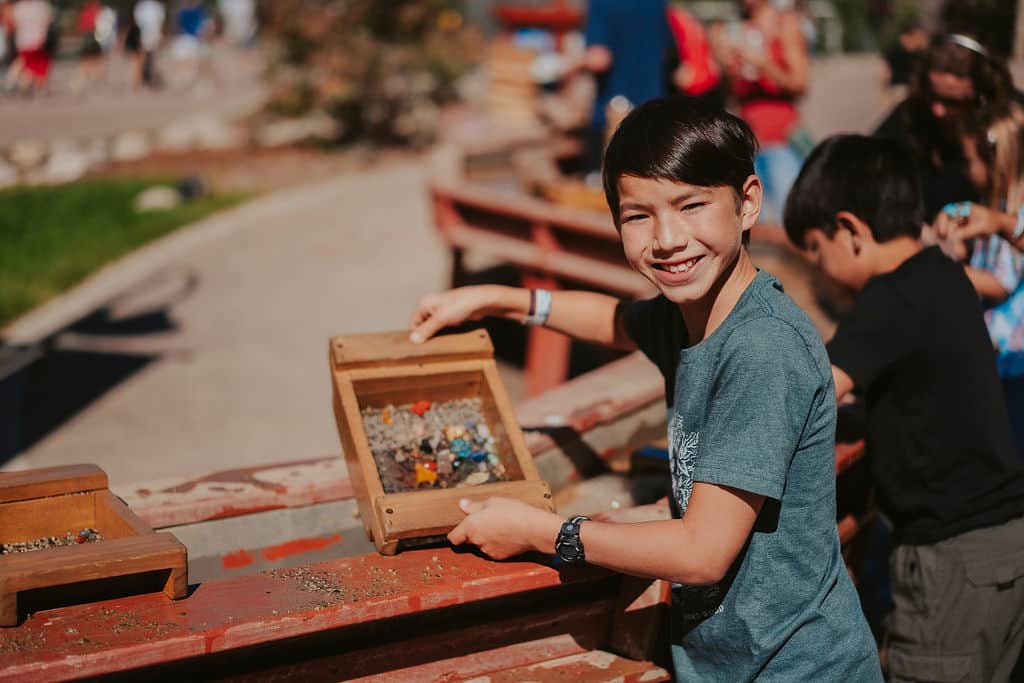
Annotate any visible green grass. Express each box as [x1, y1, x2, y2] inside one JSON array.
[[0, 178, 246, 328]]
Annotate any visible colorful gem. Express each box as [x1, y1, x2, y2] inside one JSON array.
[[415, 463, 438, 484], [382, 408, 392, 425], [471, 451, 487, 462], [465, 472, 489, 486], [411, 400, 432, 416]]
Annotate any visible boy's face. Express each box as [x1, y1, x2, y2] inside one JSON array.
[[802, 227, 872, 290], [616, 175, 757, 307]]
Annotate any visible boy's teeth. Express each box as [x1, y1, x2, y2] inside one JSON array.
[[668, 260, 694, 274]]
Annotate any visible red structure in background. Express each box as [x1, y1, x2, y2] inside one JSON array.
[[493, 1, 584, 48]]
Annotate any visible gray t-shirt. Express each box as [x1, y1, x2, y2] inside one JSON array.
[[624, 271, 881, 682]]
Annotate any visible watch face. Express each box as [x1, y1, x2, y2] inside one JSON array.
[[556, 540, 581, 562]]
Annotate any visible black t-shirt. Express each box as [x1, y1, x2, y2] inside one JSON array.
[[828, 246, 1024, 545]]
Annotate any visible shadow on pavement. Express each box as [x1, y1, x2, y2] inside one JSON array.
[[0, 270, 197, 467]]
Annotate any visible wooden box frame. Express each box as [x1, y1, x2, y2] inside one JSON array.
[[330, 330, 554, 555], [0, 465, 188, 626]]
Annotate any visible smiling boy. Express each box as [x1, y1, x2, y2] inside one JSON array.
[[409, 98, 880, 680]]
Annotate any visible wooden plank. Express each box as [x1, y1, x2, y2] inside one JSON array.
[[0, 465, 107, 504], [430, 181, 617, 241], [0, 492, 96, 545], [608, 577, 671, 663], [461, 650, 670, 683], [331, 330, 493, 371], [283, 599, 614, 683], [1, 534, 185, 592], [377, 480, 554, 543], [120, 457, 352, 530], [444, 223, 649, 296], [0, 546, 613, 681], [94, 490, 154, 538]]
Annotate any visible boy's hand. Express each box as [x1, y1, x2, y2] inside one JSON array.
[[448, 497, 560, 560], [409, 286, 497, 344]]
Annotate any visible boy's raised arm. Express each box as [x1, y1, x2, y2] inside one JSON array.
[[409, 285, 637, 351]]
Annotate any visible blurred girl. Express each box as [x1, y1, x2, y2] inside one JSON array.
[[936, 104, 1024, 455]]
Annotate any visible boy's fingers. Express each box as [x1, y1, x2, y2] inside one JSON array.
[[410, 315, 444, 344], [448, 519, 469, 546], [459, 498, 484, 514]]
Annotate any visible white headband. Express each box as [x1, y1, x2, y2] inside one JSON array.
[[947, 34, 989, 59]]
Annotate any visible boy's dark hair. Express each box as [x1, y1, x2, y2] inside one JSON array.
[[784, 135, 924, 246], [602, 96, 758, 226]]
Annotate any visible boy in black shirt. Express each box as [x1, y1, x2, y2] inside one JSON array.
[[784, 135, 1024, 683]]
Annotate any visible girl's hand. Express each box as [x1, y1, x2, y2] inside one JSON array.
[[408, 286, 498, 344], [924, 220, 968, 261], [935, 202, 1004, 242], [448, 497, 560, 560]]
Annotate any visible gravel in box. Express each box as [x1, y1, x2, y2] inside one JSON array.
[[0, 529, 104, 555], [362, 398, 510, 494]]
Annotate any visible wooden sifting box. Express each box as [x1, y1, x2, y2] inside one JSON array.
[[0, 464, 187, 626], [330, 329, 554, 555]]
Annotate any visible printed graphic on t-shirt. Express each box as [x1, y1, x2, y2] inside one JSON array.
[[669, 413, 725, 622], [669, 414, 700, 509]]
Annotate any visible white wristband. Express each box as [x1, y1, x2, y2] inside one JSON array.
[[523, 289, 552, 326], [1011, 206, 1024, 242]]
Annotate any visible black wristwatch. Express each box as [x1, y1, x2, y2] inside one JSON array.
[[554, 514, 591, 565]]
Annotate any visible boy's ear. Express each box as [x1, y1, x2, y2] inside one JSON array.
[[835, 211, 873, 256], [739, 175, 762, 230]]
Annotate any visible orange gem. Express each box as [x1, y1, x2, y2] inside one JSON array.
[[415, 463, 438, 484], [382, 408, 392, 425], [411, 400, 432, 416]]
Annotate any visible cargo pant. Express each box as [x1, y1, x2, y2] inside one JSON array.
[[885, 515, 1024, 682]]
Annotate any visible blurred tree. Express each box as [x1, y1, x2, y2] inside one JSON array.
[[257, 0, 482, 146]]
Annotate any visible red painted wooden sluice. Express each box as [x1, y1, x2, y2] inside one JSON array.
[[0, 352, 869, 680]]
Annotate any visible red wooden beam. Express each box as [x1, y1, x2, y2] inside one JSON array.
[[0, 547, 614, 681]]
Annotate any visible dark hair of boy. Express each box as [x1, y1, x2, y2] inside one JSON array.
[[784, 135, 924, 246], [602, 96, 758, 227]]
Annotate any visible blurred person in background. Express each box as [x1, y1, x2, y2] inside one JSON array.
[[884, 18, 927, 89], [875, 33, 1017, 222], [933, 104, 1024, 456], [4, 0, 54, 95], [217, 0, 254, 47], [580, 0, 674, 175], [71, 0, 116, 93], [172, 0, 213, 88], [665, 3, 723, 110], [711, 0, 810, 226], [131, 0, 164, 88], [0, 1, 12, 69]]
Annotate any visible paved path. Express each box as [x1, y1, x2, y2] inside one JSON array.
[[2, 160, 452, 486], [0, 47, 266, 147]]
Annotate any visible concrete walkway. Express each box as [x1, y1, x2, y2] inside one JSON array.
[[2, 160, 452, 486], [0, 47, 265, 147]]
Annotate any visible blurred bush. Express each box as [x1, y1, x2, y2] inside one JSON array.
[[259, 0, 484, 147]]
